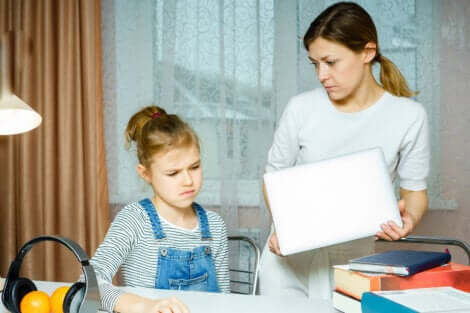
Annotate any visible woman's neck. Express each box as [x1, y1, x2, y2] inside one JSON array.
[[332, 73, 384, 113], [152, 197, 198, 230]]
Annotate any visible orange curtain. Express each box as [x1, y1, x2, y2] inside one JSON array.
[[0, 0, 109, 282]]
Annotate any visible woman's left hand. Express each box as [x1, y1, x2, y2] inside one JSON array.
[[376, 199, 417, 241]]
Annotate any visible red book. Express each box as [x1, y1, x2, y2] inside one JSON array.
[[334, 262, 470, 300]]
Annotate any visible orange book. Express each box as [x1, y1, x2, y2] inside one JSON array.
[[334, 262, 470, 300]]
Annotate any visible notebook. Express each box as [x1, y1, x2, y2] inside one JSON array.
[[263, 147, 402, 256], [348, 250, 451, 276]]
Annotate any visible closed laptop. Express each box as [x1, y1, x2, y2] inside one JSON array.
[[263, 148, 402, 256]]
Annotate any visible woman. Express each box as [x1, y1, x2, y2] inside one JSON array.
[[259, 1, 429, 300]]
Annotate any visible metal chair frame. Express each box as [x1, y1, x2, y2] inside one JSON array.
[[228, 235, 260, 295], [378, 235, 470, 265], [226, 235, 470, 294]]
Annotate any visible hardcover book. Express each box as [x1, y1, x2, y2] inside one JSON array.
[[348, 250, 451, 276], [334, 263, 470, 300], [361, 287, 470, 313], [332, 291, 361, 313]]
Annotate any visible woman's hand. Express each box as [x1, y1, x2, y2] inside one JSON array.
[[376, 189, 428, 241], [376, 199, 417, 241], [268, 232, 283, 256]]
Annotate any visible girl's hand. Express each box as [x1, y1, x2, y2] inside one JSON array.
[[118, 294, 190, 313], [376, 199, 416, 241], [145, 297, 190, 313], [268, 232, 283, 256]]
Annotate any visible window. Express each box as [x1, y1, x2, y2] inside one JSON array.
[[102, 0, 455, 210]]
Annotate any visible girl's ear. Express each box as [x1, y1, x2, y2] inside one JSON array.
[[363, 42, 377, 63], [137, 164, 152, 184]]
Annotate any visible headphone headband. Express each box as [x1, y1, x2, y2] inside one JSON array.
[[6, 236, 90, 284], [2, 235, 100, 313], [17, 235, 90, 265]]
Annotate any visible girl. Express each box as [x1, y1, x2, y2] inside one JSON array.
[[259, 1, 429, 300], [91, 106, 230, 313]]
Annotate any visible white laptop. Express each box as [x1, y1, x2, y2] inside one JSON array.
[[263, 148, 402, 256]]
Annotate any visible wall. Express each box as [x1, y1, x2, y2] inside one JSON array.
[[376, 1, 470, 264]]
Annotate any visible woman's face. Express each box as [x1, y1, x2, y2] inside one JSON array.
[[307, 37, 368, 103], [139, 144, 203, 212]]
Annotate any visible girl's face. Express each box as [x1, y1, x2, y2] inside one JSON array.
[[139, 144, 202, 212], [307, 37, 370, 103]]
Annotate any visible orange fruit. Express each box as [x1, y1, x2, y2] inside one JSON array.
[[50, 286, 70, 313], [20, 290, 50, 313]]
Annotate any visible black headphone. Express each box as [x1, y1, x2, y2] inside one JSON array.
[[2, 235, 100, 313]]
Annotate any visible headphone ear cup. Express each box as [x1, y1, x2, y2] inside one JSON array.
[[63, 282, 86, 313], [9, 278, 37, 313]]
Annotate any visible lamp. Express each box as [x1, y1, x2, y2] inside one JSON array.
[[0, 31, 41, 135]]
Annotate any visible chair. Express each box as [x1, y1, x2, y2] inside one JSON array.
[[378, 235, 470, 265], [228, 235, 260, 295]]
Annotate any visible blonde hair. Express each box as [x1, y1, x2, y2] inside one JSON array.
[[303, 1, 414, 97], [125, 106, 200, 168]]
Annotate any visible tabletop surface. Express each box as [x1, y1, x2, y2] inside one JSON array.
[[1, 280, 340, 313]]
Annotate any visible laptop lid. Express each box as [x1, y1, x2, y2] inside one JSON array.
[[263, 147, 402, 256]]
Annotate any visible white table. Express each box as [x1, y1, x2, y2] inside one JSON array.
[[1, 281, 340, 313]]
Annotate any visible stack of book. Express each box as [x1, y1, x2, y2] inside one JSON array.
[[332, 250, 470, 313]]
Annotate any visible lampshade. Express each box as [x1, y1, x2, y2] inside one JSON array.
[[0, 31, 42, 135], [0, 94, 42, 135]]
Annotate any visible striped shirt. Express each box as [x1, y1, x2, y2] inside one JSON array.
[[89, 200, 230, 312]]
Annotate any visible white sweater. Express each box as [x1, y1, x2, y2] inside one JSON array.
[[266, 88, 429, 191]]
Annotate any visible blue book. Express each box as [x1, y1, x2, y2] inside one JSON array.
[[362, 291, 418, 313], [349, 250, 451, 276], [361, 287, 470, 313]]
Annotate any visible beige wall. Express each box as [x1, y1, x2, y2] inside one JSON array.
[[376, 1, 470, 264]]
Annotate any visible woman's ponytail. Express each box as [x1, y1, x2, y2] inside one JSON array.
[[378, 55, 415, 98]]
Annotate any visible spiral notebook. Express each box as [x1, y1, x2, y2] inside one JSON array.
[[263, 148, 402, 256]]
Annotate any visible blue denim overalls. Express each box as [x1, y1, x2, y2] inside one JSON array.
[[139, 198, 220, 292]]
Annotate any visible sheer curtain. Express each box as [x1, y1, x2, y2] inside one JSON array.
[[102, 0, 460, 250], [102, 0, 276, 244], [152, 0, 275, 240]]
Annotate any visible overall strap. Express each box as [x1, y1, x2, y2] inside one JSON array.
[[139, 198, 166, 239], [193, 203, 212, 240]]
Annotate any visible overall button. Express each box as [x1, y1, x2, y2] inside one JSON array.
[[161, 248, 168, 256], [204, 247, 211, 255]]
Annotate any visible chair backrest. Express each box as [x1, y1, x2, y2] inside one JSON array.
[[378, 235, 470, 265], [228, 235, 260, 295]]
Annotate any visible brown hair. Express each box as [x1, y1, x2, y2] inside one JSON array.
[[303, 2, 414, 97], [125, 106, 200, 168]]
